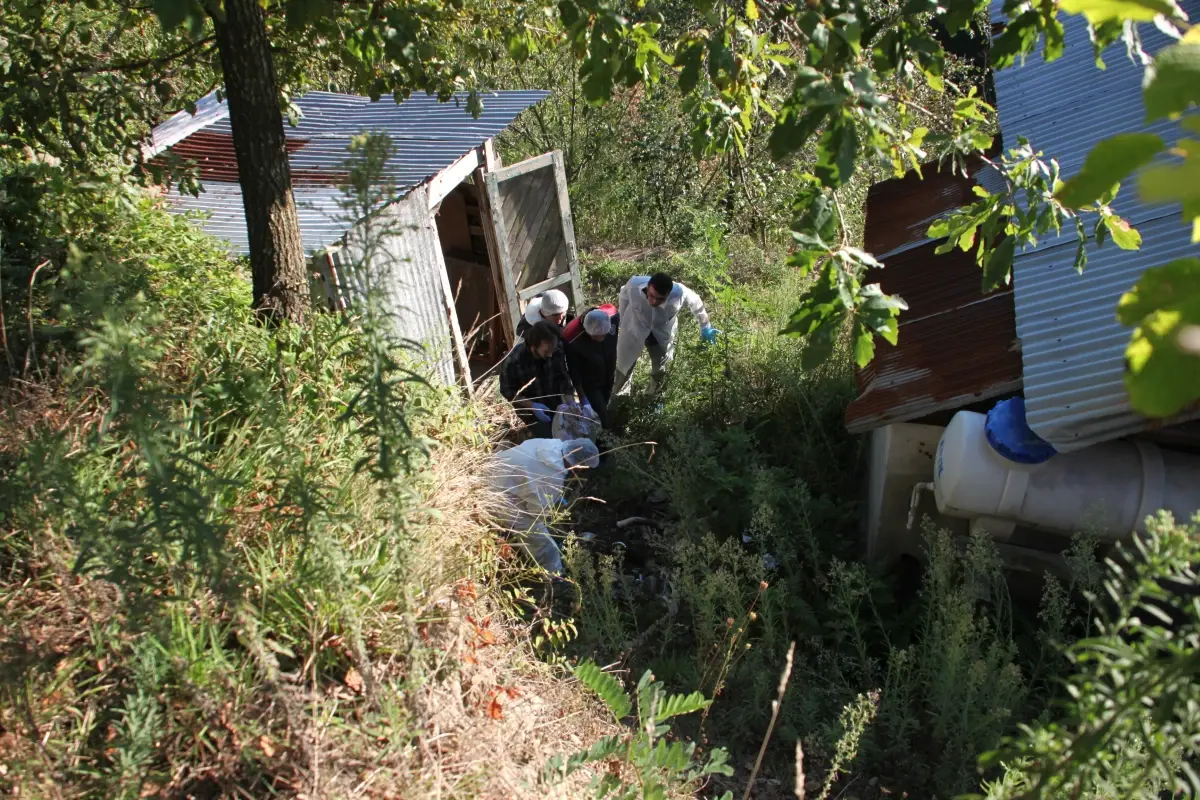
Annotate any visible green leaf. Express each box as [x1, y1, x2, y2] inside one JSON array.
[[856, 282, 907, 357], [573, 662, 632, 721], [1117, 258, 1200, 417], [542, 736, 624, 784], [1059, 0, 1182, 23], [656, 691, 710, 721], [854, 326, 876, 366], [802, 324, 841, 368], [769, 107, 830, 159], [152, 0, 199, 31], [1144, 44, 1200, 122], [284, 0, 331, 29], [815, 119, 859, 188], [990, 10, 1043, 69], [1102, 213, 1143, 249], [1055, 134, 1164, 208], [1138, 141, 1200, 239], [676, 39, 705, 95], [1074, 218, 1089, 273], [1044, 17, 1067, 62], [982, 236, 1016, 292]]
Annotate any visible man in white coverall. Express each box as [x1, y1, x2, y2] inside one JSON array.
[[614, 272, 719, 395], [488, 437, 600, 574]]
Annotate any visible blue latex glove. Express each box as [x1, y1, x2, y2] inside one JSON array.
[[700, 326, 720, 345], [530, 402, 551, 423]]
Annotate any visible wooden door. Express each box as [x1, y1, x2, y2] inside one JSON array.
[[483, 151, 584, 334]]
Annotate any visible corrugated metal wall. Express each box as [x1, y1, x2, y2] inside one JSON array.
[[335, 186, 456, 385], [993, 1, 1200, 451]]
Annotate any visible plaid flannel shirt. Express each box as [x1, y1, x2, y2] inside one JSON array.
[[499, 342, 575, 405]]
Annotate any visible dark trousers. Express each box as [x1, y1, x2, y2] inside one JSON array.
[[582, 387, 612, 430]]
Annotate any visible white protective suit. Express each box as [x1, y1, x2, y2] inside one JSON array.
[[615, 276, 710, 393], [487, 438, 599, 573]]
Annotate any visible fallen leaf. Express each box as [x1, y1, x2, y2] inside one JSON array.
[[487, 697, 504, 720], [455, 580, 478, 603], [344, 667, 364, 694], [260, 735, 276, 758], [477, 629, 496, 646], [504, 686, 522, 699]]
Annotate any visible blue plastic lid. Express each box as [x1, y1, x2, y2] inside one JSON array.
[[985, 397, 1057, 465]]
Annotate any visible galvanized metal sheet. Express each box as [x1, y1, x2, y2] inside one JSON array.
[[152, 89, 548, 256], [335, 186, 456, 385], [991, 0, 1200, 451], [1007, 215, 1198, 450], [165, 182, 348, 255]]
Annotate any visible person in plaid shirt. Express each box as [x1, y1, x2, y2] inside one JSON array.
[[500, 321, 576, 437]]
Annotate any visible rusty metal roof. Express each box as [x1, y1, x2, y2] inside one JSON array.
[[150, 89, 548, 255], [846, 159, 1022, 434], [846, 290, 1022, 434]]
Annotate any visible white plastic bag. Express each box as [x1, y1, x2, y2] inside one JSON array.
[[552, 401, 600, 441]]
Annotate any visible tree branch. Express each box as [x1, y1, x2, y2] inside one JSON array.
[[68, 36, 217, 77]]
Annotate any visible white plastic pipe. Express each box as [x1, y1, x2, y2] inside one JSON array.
[[934, 410, 1200, 540]]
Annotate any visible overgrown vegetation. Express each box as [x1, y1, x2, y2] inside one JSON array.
[[0, 154, 619, 798], [5, 0, 1200, 794]]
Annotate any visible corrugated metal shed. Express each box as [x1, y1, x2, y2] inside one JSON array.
[[334, 185, 456, 384], [152, 89, 548, 255], [992, 1, 1200, 451], [846, 157, 1022, 433]]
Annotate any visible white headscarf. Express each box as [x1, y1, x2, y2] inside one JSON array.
[[523, 289, 570, 326]]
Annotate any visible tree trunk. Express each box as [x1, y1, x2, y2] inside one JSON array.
[[210, 0, 308, 324]]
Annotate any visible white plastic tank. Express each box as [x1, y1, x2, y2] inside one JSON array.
[[934, 409, 1200, 540]]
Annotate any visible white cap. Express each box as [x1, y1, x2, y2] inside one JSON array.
[[563, 438, 600, 470], [523, 297, 544, 326], [540, 289, 569, 316], [583, 309, 612, 337]]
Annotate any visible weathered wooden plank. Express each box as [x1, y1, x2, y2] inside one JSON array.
[[432, 241, 475, 397], [551, 150, 585, 309], [427, 148, 482, 210], [488, 151, 556, 182], [517, 272, 573, 302], [476, 142, 517, 346], [512, 184, 560, 288], [519, 208, 563, 290], [503, 171, 551, 266], [485, 175, 523, 337]]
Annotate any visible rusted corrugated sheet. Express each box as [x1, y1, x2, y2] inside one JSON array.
[[863, 152, 999, 259], [863, 242, 1006, 325], [846, 155, 1021, 434], [845, 293, 1021, 434]]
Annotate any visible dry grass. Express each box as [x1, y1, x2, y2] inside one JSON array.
[[0, 386, 622, 799]]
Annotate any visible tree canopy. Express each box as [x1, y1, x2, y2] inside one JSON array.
[[3, 0, 1197, 412]]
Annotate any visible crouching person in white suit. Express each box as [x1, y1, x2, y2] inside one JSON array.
[[487, 437, 600, 573]]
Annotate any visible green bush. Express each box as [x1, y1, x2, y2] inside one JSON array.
[[0, 158, 500, 796], [562, 220, 1116, 797]]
